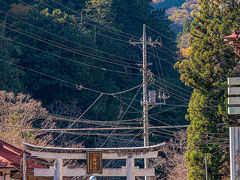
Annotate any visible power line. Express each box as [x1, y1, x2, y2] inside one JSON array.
[[148, 51, 174, 66], [0, 10, 139, 64], [153, 80, 191, 99], [39, 93, 103, 151], [0, 34, 141, 78], [11, 1, 178, 68], [0, 56, 141, 95], [20, 125, 189, 132], [95, 31, 130, 44], [145, 25, 175, 45], [112, 95, 226, 141], [149, 107, 180, 117], [100, 84, 142, 147], [14, 0, 142, 60], [16, 0, 139, 41], [50, 0, 140, 39], [155, 46, 180, 62], [41, 131, 138, 137], [1, 23, 140, 71], [153, 74, 193, 95], [150, 84, 189, 103], [15, 0, 179, 69], [18, 0, 182, 73], [152, 47, 169, 94]]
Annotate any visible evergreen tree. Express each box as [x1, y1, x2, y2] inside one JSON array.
[[175, 0, 240, 179], [0, 15, 24, 92], [0, 0, 188, 151]]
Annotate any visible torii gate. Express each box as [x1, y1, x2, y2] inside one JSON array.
[[24, 142, 165, 180]]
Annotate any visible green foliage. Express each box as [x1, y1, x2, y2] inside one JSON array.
[[175, 0, 240, 179], [0, 18, 24, 92], [0, 0, 188, 152], [84, 0, 114, 25], [167, 0, 197, 26], [153, 0, 186, 10]]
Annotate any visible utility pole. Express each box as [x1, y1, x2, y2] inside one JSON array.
[[142, 24, 150, 180], [205, 154, 208, 180], [129, 24, 160, 180], [23, 152, 27, 180]]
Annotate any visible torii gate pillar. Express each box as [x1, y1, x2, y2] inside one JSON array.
[[54, 157, 63, 180], [126, 156, 135, 180]]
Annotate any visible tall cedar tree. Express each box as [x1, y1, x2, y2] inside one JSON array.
[[175, 0, 240, 179]]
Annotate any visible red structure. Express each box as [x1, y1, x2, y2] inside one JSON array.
[[224, 30, 240, 57], [0, 139, 49, 180]]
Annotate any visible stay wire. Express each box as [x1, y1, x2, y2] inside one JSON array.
[[100, 84, 142, 148], [38, 93, 103, 152]]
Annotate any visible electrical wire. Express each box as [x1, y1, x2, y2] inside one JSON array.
[[0, 35, 141, 79], [150, 84, 189, 104], [39, 93, 103, 151], [0, 10, 139, 64], [111, 95, 227, 142], [149, 106, 180, 117], [50, 0, 140, 39], [152, 47, 169, 95], [16, 0, 179, 68], [154, 74, 193, 95], [148, 51, 174, 66], [1, 20, 138, 68], [1, 23, 140, 71], [145, 25, 175, 44], [39, 131, 138, 136], [100, 85, 142, 147], [152, 81, 191, 99], [49, 114, 140, 126], [0, 56, 141, 96], [16, 0, 139, 41], [22, 125, 189, 132]]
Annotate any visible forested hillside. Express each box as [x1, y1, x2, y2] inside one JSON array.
[[153, 0, 186, 9], [154, 0, 197, 35], [0, 0, 189, 150], [2, 0, 240, 179]]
